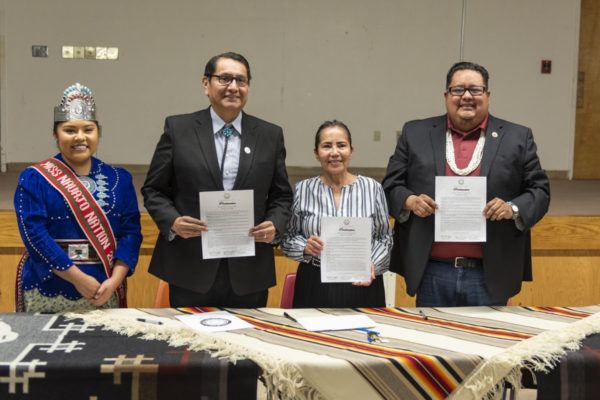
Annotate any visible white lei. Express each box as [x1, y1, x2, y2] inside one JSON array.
[[446, 129, 485, 176]]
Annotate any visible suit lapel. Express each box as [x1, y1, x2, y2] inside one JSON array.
[[195, 109, 224, 189], [430, 116, 447, 176], [480, 115, 503, 176], [233, 112, 257, 188]]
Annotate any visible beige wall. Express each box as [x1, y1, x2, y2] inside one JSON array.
[[0, 0, 580, 173]]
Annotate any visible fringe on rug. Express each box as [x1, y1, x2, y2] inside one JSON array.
[[66, 310, 325, 400], [448, 311, 600, 400]]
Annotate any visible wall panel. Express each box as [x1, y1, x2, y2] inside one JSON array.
[[1, 212, 598, 310]]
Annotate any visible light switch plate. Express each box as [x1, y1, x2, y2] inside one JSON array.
[[96, 47, 107, 60], [107, 47, 119, 60]]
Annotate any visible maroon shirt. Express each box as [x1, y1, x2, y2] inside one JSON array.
[[429, 114, 489, 260]]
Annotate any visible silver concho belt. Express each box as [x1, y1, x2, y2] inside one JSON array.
[[56, 239, 100, 264]]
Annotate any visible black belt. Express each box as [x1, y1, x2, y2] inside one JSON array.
[[430, 257, 482, 268]]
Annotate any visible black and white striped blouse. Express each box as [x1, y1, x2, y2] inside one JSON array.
[[281, 175, 393, 275]]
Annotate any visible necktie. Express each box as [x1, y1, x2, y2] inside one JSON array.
[[221, 124, 233, 180]]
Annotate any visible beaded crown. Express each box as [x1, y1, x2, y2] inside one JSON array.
[[53, 83, 97, 122]]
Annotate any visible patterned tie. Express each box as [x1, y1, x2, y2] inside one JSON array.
[[221, 124, 233, 180]]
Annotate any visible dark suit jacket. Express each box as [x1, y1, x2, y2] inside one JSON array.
[[141, 108, 293, 295], [382, 114, 550, 302]]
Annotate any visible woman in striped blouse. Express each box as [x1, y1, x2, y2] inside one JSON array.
[[282, 120, 393, 308]]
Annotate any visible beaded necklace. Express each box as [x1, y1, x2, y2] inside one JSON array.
[[445, 129, 485, 176]]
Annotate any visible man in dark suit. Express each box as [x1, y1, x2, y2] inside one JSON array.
[[382, 61, 550, 307], [142, 52, 293, 307]]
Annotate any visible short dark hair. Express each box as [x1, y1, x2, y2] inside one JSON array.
[[204, 52, 252, 82], [446, 61, 489, 89], [314, 120, 352, 150]]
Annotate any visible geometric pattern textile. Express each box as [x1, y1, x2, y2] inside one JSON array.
[[174, 305, 600, 400], [0, 313, 258, 400], [536, 332, 600, 400], [26, 306, 600, 400]]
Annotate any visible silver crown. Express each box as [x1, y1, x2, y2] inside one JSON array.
[[54, 83, 97, 122]]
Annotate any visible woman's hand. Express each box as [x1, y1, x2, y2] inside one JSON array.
[[54, 265, 101, 300], [74, 274, 102, 299], [303, 235, 324, 257], [90, 262, 129, 307], [352, 262, 376, 287]]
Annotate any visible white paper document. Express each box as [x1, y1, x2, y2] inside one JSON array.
[[175, 311, 254, 332], [435, 176, 487, 242], [320, 216, 371, 283], [294, 314, 376, 332], [200, 190, 255, 259]]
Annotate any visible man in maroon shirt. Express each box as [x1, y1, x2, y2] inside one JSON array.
[[382, 61, 550, 307]]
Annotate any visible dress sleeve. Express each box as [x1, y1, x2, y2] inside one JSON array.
[[14, 169, 73, 280], [113, 169, 143, 275], [370, 182, 393, 275]]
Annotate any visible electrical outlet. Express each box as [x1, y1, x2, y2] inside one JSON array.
[[396, 130, 402, 140], [374, 130, 381, 142]]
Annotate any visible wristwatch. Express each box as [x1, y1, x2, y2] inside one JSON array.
[[507, 201, 519, 220]]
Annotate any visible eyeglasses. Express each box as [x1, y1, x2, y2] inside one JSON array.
[[207, 74, 249, 87], [447, 86, 487, 96]]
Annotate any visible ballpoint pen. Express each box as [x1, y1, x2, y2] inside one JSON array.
[[283, 312, 298, 322], [357, 328, 381, 343], [136, 318, 163, 325]]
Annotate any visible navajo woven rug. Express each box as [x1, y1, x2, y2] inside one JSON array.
[[0, 312, 258, 400], [66, 305, 600, 399]]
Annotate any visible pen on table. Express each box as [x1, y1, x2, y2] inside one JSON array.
[[136, 317, 163, 325], [357, 328, 380, 343], [418, 310, 428, 321], [283, 312, 297, 322]]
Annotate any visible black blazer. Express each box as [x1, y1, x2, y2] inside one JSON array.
[[382, 114, 550, 302], [142, 108, 293, 295]]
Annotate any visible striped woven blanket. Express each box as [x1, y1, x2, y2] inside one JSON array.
[[69, 305, 600, 400]]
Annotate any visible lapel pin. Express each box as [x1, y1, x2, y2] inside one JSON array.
[[244, 146, 251, 154], [491, 131, 498, 138]]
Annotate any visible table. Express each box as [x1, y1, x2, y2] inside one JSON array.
[[3, 306, 600, 400], [0, 312, 258, 400], [63, 305, 600, 399], [536, 332, 600, 399]]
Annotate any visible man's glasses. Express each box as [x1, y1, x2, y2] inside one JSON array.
[[447, 86, 487, 96], [208, 74, 249, 87]]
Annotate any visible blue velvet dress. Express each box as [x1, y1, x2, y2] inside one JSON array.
[[14, 154, 142, 305]]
